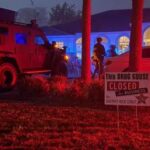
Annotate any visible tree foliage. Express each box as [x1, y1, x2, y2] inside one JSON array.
[[49, 2, 81, 26], [16, 7, 49, 26]]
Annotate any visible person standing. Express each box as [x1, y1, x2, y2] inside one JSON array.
[[92, 37, 105, 79], [50, 41, 60, 76], [109, 44, 117, 57]]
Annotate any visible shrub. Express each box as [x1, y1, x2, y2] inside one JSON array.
[[17, 75, 105, 104], [48, 76, 69, 99], [63, 79, 85, 102], [83, 80, 104, 102], [17, 76, 50, 97], [60, 79, 105, 106]]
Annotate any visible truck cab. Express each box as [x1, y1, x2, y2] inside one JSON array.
[[0, 20, 67, 91]]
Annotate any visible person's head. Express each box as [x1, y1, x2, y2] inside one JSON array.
[[62, 46, 67, 54], [51, 41, 57, 48], [52, 41, 56, 45], [63, 46, 67, 50], [97, 37, 103, 43], [110, 45, 116, 50], [110, 45, 116, 56]]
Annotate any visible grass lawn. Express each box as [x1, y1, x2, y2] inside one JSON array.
[[0, 99, 150, 149]]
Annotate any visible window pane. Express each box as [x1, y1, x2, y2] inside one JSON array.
[[15, 33, 27, 44], [56, 42, 64, 49], [118, 36, 129, 54], [35, 36, 44, 45], [101, 37, 108, 43], [76, 38, 82, 59], [143, 27, 150, 46]]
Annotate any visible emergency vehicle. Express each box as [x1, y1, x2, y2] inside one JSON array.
[[0, 20, 68, 91]]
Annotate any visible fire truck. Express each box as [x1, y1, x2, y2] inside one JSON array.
[[0, 20, 68, 91]]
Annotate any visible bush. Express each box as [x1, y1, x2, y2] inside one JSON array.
[[83, 80, 104, 102], [48, 76, 69, 99], [17, 76, 104, 104], [63, 79, 86, 102], [17, 76, 50, 97]]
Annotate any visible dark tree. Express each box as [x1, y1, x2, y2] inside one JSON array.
[[49, 2, 81, 25], [16, 7, 49, 26]]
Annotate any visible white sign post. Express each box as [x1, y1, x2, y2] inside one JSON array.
[[105, 72, 150, 131]]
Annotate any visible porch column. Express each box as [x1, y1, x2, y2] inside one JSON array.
[[129, 0, 144, 71], [82, 0, 91, 81]]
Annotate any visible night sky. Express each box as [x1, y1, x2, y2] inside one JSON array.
[[0, 0, 150, 14]]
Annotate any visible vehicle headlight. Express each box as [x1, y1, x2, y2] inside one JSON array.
[[64, 55, 69, 61]]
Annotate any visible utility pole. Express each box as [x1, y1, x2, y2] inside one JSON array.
[[82, 0, 91, 81], [129, 0, 144, 71]]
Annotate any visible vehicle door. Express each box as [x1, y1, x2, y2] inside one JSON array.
[[14, 28, 32, 70], [0, 26, 11, 52], [33, 34, 49, 69]]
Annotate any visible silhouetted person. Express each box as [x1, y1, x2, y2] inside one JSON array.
[[109, 45, 117, 57], [50, 42, 68, 77], [92, 37, 105, 79], [50, 41, 60, 76], [51, 41, 57, 50], [62, 46, 67, 54]]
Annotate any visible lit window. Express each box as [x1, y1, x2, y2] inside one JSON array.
[[118, 36, 129, 54], [101, 37, 108, 43], [56, 42, 64, 49], [76, 38, 82, 44], [143, 27, 150, 46], [95, 36, 108, 44], [15, 33, 27, 45], [76, 38, 82, 59], [35, 36, 45, 45]]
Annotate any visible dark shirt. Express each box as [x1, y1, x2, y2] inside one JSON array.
[[94, 43, 105, 59]]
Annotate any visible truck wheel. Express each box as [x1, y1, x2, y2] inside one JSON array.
[[0, 63, 17, 91]]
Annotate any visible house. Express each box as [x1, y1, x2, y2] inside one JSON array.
[[42, 9, 150, 59]]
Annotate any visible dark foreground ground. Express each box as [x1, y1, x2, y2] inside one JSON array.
[[0, 91, 150, 150]]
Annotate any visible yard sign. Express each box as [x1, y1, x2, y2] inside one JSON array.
[[105, 72, 150, 106]]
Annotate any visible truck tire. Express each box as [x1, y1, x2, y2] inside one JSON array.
[[0, 63, 17, 91]]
